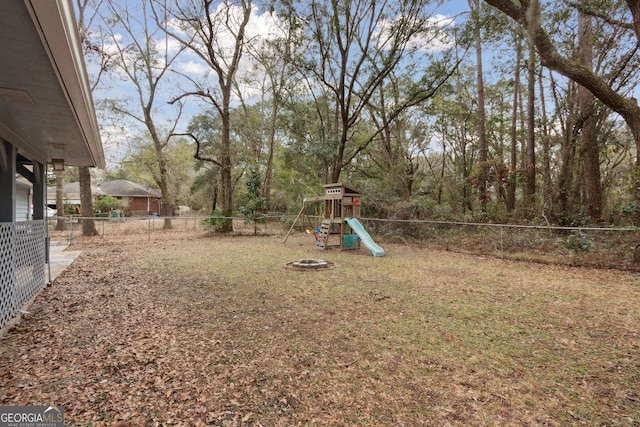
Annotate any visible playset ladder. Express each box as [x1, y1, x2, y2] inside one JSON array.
[[316, 219, 331, 249]]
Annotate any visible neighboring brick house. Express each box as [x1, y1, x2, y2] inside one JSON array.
[[47, 179, 163, 216], [46, 182, 100, 213], [97, 180, 163, 216]]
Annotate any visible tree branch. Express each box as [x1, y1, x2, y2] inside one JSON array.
[[564, 1, 635, 33], [171, 132, 223, 167], [483, 0, 640, 120]]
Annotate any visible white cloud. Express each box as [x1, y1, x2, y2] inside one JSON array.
[[163, 37, 185, 56], [177, 60, 210, 77], [99, 32, 123, 57]]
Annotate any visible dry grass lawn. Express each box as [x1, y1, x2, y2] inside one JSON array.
[[0, 231, 639, 426]]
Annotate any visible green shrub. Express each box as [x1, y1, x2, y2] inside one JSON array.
[[561, 231, 593, 253], [94, 195, 121, 213], [202, 213, 231, 232], [240, 169, 267, 234]]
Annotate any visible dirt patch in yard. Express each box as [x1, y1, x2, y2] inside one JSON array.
[[1, 232, 639, 426]]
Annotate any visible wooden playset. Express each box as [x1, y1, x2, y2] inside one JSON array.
[[284, 183, 384, 256]]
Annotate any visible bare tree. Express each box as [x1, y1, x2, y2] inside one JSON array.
[[293, 0, 455, 183], [102, 0, 187, 229], [158, 0, 253, 231]]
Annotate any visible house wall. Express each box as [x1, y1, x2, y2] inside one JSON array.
[[128, 197, 162, 216], [16, 182, 30, 221], [0, 140, 47, 329]]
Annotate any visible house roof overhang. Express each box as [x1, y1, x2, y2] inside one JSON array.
[[0, 0, 104, 168]]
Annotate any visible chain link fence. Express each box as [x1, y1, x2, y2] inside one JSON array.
[[358, 217, 640, 270], [47, 214, 640, 271], [46, 215, 286, 242]]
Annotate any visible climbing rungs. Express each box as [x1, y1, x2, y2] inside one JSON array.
[[316, 219, 331, 249]]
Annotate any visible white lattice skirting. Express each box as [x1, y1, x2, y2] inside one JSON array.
[[0, 221, 46, 329]]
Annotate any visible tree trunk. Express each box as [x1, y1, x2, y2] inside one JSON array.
[[212, 183, 218, 214], [461, 125, 473, 213], [524, 47, 536, 205], [507, 35, 521, 212], [331, 118, 349, 183], [578, 11, 603, 222], [220, 101, 234, 232], [55, 170, 66, 231], [552, 72, 577, 224], [473, 0, 488, 211], [438, 110, 447, 205], [538, 65, 552, 220], [558, 96, 577, 224], [262, 96, 278, 209], [379, 87, 394, 175], [144, 106, 173, 230], [79, 166, 98, 236], [155, 151, 173, 230]]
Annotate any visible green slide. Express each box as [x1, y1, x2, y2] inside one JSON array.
[[345, 218, 384, 257]]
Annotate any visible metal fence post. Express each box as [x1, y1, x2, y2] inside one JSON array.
[[68, 215, 73, 244]]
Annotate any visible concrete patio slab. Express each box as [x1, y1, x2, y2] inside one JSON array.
[[47, 241, 82, 283]]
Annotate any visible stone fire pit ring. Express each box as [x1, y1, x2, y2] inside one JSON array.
[[285, 259, 335, 271]]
